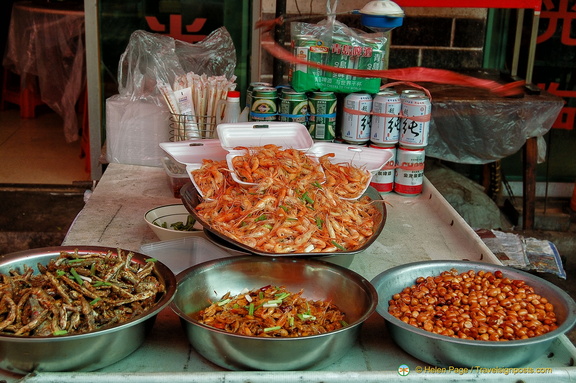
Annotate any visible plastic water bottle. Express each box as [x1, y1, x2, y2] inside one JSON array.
[[217, 90, 242, 124]]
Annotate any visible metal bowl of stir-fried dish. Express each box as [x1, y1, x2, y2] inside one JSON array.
[[170, 255, 377, 370], [0, 246, 177, 374]]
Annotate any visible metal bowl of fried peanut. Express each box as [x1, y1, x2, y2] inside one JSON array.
[[0, 246, 176, 374], [170, 255, 377, 370], [371, 260, 576, 368]]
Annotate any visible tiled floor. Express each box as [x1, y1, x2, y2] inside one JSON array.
[[0, 106, 91, 185]]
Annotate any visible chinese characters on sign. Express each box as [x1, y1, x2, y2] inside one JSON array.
[[537, 0, 576, 130], [145, 15, 208, 43]]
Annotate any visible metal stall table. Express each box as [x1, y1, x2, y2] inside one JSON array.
[[5, 163, 575, 382]]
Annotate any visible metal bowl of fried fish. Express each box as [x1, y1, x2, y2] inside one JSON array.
[[0, 246, 176, 374]]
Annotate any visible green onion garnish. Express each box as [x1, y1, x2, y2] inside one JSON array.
[[217, 298, 231, 306], [298, 313, 317, 321], [263, 224, 273, 230], [56, 269, 66, 276], [275, 292, 290, 300], [90, 297, 101, 305], [340, 320, 349, 327], [315, 217, 324, 229], [145, 258, 158, 263], [264, 326, 282, 332], [93, 281, 112, 287], [289, 316, 295, 327], [255, 214, 268, 222], [312, 181, 323, 189], [279, 205, 289, 212], [301, 191, 314, 204], [70, 268, 83, 286], [331, 240, 346, 251], [67, 259, 85, 264], [53, 330, 68, 336], [266, 299, 283, 305], [248, 302, 255, 316]]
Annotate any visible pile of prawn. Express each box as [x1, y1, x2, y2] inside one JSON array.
[[0, 250, 165, 337], [190, 144, 381, 253], [195, 285, 346, 337]]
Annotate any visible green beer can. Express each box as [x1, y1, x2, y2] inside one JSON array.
[[293, 35, 324, 77], [357, 37, 385, 71], [246, 82, 272, 110], [279, 89, 308, 125], [250, 86, 278, 122], [327, 36, 353, 81], [308, 91, 337, 141]]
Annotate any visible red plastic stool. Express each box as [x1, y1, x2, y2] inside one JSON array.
[[0, 68, 44, 119]]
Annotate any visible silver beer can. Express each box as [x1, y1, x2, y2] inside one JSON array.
[[399, 94, 432, 148], [369, 144, 396, 193], [370, 90, 401, 146], [394, 146, 425, 196], [341, 93, 373, 144]]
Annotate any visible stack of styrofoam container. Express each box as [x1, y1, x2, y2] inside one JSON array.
[[161, 122, 393, 200]]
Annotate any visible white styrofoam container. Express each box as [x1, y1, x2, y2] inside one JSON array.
[[186, 163, 217, 201], [307, 143, 393, 199], [306, 142, 393, 174], [224, 149, 326, 187], [178, 123, 393, 199], [217, 122, 314, 151], [159, 139, 228, 165]]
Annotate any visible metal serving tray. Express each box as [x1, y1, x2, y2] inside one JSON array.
[[180, 183, 387, 258]]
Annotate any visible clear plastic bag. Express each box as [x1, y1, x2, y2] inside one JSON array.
[[106, 28, 236, 166], [289, 17, 387, 93], [117, 28, 236, 106]]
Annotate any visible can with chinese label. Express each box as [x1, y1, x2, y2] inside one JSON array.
[[293, 34, 326, 78], [246, 82, 272, 110], [356, 37, 385, 71], [293, 35, 315, 75], [369, 144, 396, 193], [308, 91, 337, 141], [250, 86, 278, 122], [400, 89, 426, 99], [399, 94, 432, 148], [394, 146, 425, 196], [371, 89, 401, 146], [279, 89, 308, 125], [327, 36, 353, 80], [342, 93, 373, 144]]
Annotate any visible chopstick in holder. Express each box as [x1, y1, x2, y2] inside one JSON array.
[[159, 71, 237, 140]]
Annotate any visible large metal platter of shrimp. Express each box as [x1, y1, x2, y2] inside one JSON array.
[[183, 145, 386, 256]]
